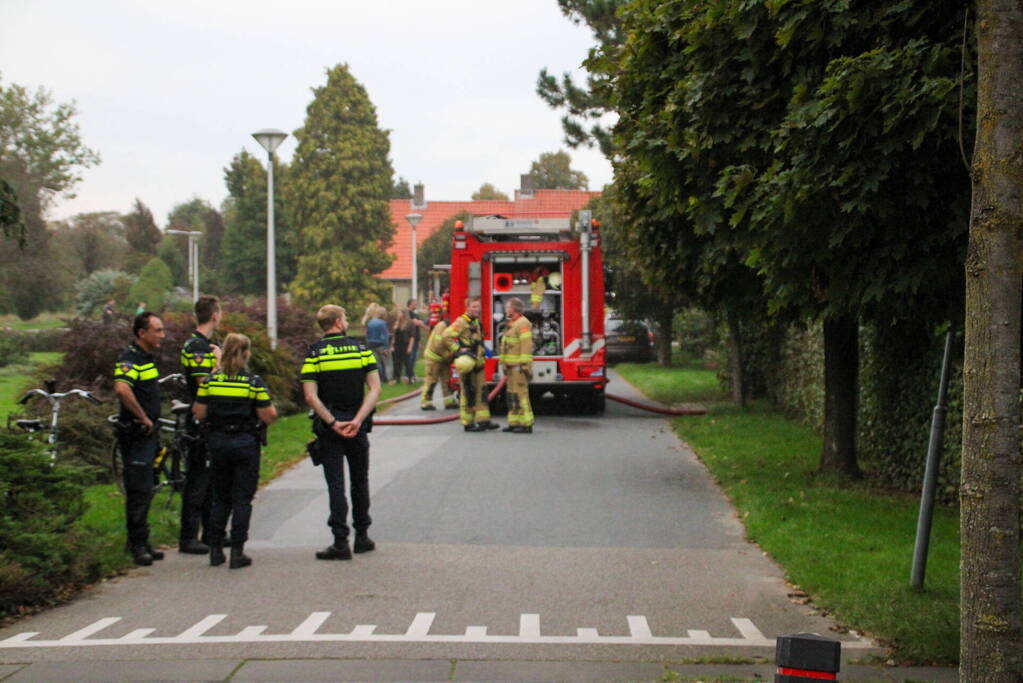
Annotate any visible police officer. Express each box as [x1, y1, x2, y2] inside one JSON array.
[[420, 318, 458, 411], [301, 304, 382, 561], [192, 333, 276, 569], [443, 296, 497, 432], [178, 294, 222, 554], [499, 297, 534, 433], [113, 312, 166, 566]]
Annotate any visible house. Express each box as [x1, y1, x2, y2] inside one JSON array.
[[378, 178, 601, 305]]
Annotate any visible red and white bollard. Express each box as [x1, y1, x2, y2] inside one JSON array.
[[775, 633, 841, 681]]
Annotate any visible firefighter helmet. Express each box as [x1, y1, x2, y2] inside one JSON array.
[[453, 353, 476, 374], [547, 272, 562, 289]]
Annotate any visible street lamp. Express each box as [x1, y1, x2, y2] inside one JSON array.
[[165, 228, 202, 303], [252, 128, 288, 350], [406, 212, 422, 302]]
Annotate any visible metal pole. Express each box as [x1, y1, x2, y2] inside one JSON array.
[[192, 235, 200, 302], [266, 151, 278, 350], [411, 224, 418, 303], [911, 329, 955, 588]]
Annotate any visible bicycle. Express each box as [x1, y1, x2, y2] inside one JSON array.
[[108, 373, 195, 503], [14, 379, 102, 461]]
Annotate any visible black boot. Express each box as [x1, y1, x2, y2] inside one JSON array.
[[477, 421, 500, 430], [315, 540, 352, 560], [130, 545, 153, 566], [353, 532, 375, 554], [464, 424, 483, 432], [209, 543, 225, 567], [179, 539, 210, 555], [145, 542, 165, 560], [229, 544, 251, 569]]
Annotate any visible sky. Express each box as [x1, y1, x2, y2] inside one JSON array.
[[0, 0, 614, 226]]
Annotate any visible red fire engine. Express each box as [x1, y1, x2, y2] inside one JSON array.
[[447, 210, 607, 413]]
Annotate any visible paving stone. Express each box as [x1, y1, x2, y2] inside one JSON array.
[[6, 659, 238, 682], [233, 658, 453, 681]]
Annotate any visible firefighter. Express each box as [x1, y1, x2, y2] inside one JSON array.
[[420, 319, 458, 410], [443, 296, 497, 432], [192, 333, 277, 569], [178, 294, 222, 555], [499, 297, 534, 433], [113, 312, 166, 566]]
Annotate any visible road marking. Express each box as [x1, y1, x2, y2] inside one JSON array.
[[0, 612, 875, 649]]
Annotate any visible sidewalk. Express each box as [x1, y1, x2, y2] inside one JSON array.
[[0, 657, 959, 681]]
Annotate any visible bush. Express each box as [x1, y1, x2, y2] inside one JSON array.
[[73, 270, 136, 317], [218, 311, 302, 414], [222, 296, 319, 361], [126, 257, 173, 312], [0, 432, 90, 615], [673, 307, 722, 359], [0, 330, 28, 368]]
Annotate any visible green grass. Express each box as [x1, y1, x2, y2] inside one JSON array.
[[0, 352, 65, 418], [0, 312, 68, 330], [614, 357, 728, 403], [616, 359, 961, 665]]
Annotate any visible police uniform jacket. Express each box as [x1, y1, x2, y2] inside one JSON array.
[[301, 334, 378, 415], [195, 371, 271, 433], [180, 331, 217, 401], [114, 342, 161, 423]]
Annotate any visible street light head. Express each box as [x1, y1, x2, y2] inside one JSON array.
[[406, 213, 423, 229], [252, 128, 288, 154]]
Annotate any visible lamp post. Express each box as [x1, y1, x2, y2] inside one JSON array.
[[165, 228, 202, 302], [252, 128, 288, 350], [406, 212, 422, 303]]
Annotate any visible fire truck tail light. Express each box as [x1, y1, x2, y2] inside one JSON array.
[[579, 365, 604, 378]]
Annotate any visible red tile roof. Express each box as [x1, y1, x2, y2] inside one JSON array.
[[379, 189, 601, 280]]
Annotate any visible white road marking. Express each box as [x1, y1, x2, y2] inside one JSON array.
[[0, 612, 875, 649]]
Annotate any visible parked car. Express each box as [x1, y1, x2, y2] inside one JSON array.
[[605, 317, 654, 363]]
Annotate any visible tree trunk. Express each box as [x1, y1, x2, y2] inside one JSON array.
[[960, 1, 1023, 677], [656, 307, 673, 366], [819, 315, 860, 477], [727, 308, 746, 408]]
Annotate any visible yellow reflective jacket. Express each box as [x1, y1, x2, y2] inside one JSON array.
[[443, 313, 485, 361], [500, 314, 533, 369], [424, 321, 452, 363]]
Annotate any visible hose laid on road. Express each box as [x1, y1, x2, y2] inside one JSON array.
[[374, 376, 507, 426], [376, 388, 421, 405], [605, 393, 707, 416]]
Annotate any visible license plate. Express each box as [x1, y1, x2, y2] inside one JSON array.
[[618, 335, 635, 343]]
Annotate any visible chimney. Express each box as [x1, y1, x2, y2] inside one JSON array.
[[412, 182, 427, 209], [519, 174, 535, 199]]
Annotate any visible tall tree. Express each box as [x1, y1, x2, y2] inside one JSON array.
[[0, 75, 99, 318], [167, 197, 225, 269], [391, 176, 413, 199], [218, 150, 295, 296], [287, 64, 395, 312], [0, 178, 24, 247], [536, 0, 625, 156], [471, 183, 509, 201], [50, 211, 127, 277], [123, 198, 161, 258], [959, 0, 1023, 677], [528, 150, 589, 190]]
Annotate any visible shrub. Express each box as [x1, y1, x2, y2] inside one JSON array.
[[126, 257, 173, 312], [73, 270, 136, 317], [222, 296, 319, 361], [218, 311, 302, 414], [0, 330, 28, 368], [0, 432, 89, 615]]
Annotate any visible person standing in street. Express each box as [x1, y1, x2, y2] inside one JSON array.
[[192, 333, 277, 569], [391, 308, 414, 384], [178, 295, 222, 555], [444, 296, 497, 432], [499, 297, 534, 433], [113, 312, 166, 566], [363, 303, 390, 384], [420, 318, 458, 411], [302, 304, 381, 561], [406, 298, 427, 381]]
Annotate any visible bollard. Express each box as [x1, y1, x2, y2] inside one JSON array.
[[775, 632, 841, 682]]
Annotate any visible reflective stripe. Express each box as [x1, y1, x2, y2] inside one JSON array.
[[138, 367, 159, 381], [319, 358, 366, 371]]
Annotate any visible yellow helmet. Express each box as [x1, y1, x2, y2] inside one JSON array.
[[547, 272, 562, 289], [454, 354, 476, 374]]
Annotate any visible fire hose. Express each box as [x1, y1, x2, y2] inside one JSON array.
[[373, 376, 507, 426], [605, 393, 706, 416]]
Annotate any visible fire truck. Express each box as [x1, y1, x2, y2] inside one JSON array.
[[446, 210, 607, 413]]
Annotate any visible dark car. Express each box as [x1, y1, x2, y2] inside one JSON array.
[[605, 318, 654, 363]]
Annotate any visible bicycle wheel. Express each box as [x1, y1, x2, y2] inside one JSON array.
[[110, 441, 125, 494], [169, 442, 186, 494]]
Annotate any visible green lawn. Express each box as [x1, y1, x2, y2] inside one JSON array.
[[0, 352, 64, 418], [616, 359, 961, 665], [0, 312, 68, 330]]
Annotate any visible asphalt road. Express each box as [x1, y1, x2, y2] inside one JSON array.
[[0, 369, 880, 678]]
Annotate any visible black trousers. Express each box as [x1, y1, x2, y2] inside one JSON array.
[[206, 432, 260, 547], [319, 430, 371, 541], [119, 430, 159, 547], [179, 428, 211, 544]]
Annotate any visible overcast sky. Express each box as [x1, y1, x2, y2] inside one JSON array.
[[0, 0, 614, 226]]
